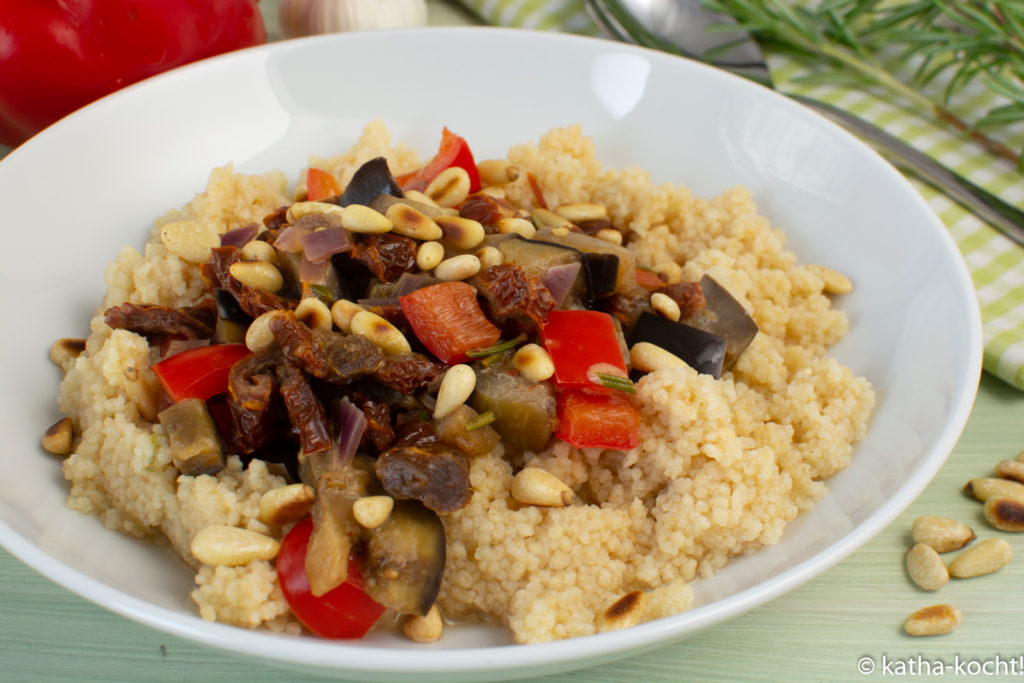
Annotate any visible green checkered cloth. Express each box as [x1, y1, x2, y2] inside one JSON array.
[[456, 0, 1024, 391]]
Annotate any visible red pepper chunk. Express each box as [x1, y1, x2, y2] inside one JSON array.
[[395, 127, 481, 194], [277, 518, 385, 639], [541, 310, 628, 391], [556, 389, 641, 451], [306, 167, 340, 201], [400, 282, 501, 364], [150, 343, 253, 403]]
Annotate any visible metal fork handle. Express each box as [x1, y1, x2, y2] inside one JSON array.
[[794, 95, 1024, 248]]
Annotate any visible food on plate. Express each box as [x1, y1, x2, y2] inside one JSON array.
[[49, 122, 875, 643]]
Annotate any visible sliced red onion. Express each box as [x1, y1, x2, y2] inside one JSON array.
[[334, 398, 367, 469], [299, 253, 330, 284], [394, 272, 441, 297], [301, 227, 351, 264], [273, 224, 311, 253], [220, 223, 259, 248], [541, 262, 582, 308]]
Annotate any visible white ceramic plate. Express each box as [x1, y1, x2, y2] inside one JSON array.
[[0, 27, 981, 681]]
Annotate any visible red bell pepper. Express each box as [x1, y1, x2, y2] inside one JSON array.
[[635, 268, 667, 291], [396, 127, 481, 194], [150, 343, 252, 403], [541, 310, 628, 391], [277, 518, 385, 639], [400, 282, 501, 364], [0, 0, 266, 147], [306, 167, 340, 202], [555, 389, 641, 451]]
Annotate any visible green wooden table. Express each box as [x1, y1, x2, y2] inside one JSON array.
[[3, 2, 1024, 681]]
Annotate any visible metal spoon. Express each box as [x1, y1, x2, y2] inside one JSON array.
[[586, 0, 1024, 248]]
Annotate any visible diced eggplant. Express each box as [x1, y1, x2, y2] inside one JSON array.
[[368, 193, 442, 219], [583, 253, 620, 297], [213, 288, 252, 344], [363, 499, 445, 617], [629, 311, 727, 378], [683, 275, 759, 371], [157, 398, 225, 476], [305, 462, 373, 596], [338, 157, 404, 207], [469, 364, 556, 454], [433, 403, 501, 457], [276, 249, 344, 300], [497, 236, 590, 309], [535, 227, 635, 294], [373, 445, 472, 513]]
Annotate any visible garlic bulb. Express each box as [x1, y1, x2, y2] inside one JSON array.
[[279, 0, 428, 39]]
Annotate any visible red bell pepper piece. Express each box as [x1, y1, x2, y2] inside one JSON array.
[[0, 0, 266, 147], [306, 167, 341, 202], [541, 310, 628, 391], [395, 127, 481, 194], [555, 389, 641, 451], [635, 268, 667, 291], [277, 518, 385, 639], [400, 282, 501, 364], [150, 343, 252, 403]]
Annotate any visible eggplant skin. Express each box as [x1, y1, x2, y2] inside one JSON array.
[[629, 311, 727, 378], [338, 157, 404, 207], [363, 499, 446, 617]]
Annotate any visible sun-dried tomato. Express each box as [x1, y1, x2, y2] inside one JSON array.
[[276, 361, 332, 455], [656, 281, 706, 319], [353, 395, 394, 454], [474, 263, 556, 331], [373, 445, 472, 513], [263, 205, 289, 232], [574, 218, 614, 236], [104, 301, 216, 339], [598, 287, 654, 334], [373, 353, 445, 394], [226, 350, 281, 454], [313, 329, 385, 384], [268, 312, 331, 378], [350, 233, 417, 283], [458, 193, 515, 228]]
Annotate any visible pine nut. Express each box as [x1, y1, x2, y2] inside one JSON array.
[[948, 537, 1012, 578], [905, 543, 948, 591], [42, 417, 74, 456], [190, 525, 280, 566], [555, 202, 607, 224], [340, 204, 393, 234], [258, 484, 315, 526], [911, 516, 975, 553], [434, 254, 481, 281], [350, 310, 411, 355], [595, 228, 623, 246], [295, 297, 332, 331], [650, 292, 681, 322], [807, 264, 853, 295], [597, 590, 646, 633], [477, 186, 506, 200], [425, 166, 471, 208], [510, 467, 573, 507], [416, 241, 445, 271], [653, 262, 683, 284], [352, 495, 394, 529], [630, 342, 687, 373], [964, 477, 1024, 503], [403, 189, 443, 211], [49, 338, 86, 368], [229, 261, 284, 293], [123, 365, 160, 422], [434, 364, 476, 419], [287, 201, 346, 223], [403, 605, 443, 642], [904, 604, 961, 636], [246, 309, 288, 352], [477, 159, 520, 186], [513, 344, 555, 382], [435, 215, 485, 251], [995, 459, 1024, 484], [160, 220, 220, 264], [386, 203, 443, 241], [983, 497, 1024, 532], [496, 217, 536, 238], [330, 299, 365, 333], [475, 246, 503, 270], [531, 208, 573, 230], [240, 240, 278, 264]]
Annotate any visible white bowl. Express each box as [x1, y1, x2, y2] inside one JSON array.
[[0, 27, 981, 681]]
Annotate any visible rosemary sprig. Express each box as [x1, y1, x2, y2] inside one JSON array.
[[703, 0, 1024, 164], [595, 372, 638, 394], [466, 333, 528, 359], [465, 410, 496, 432]]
